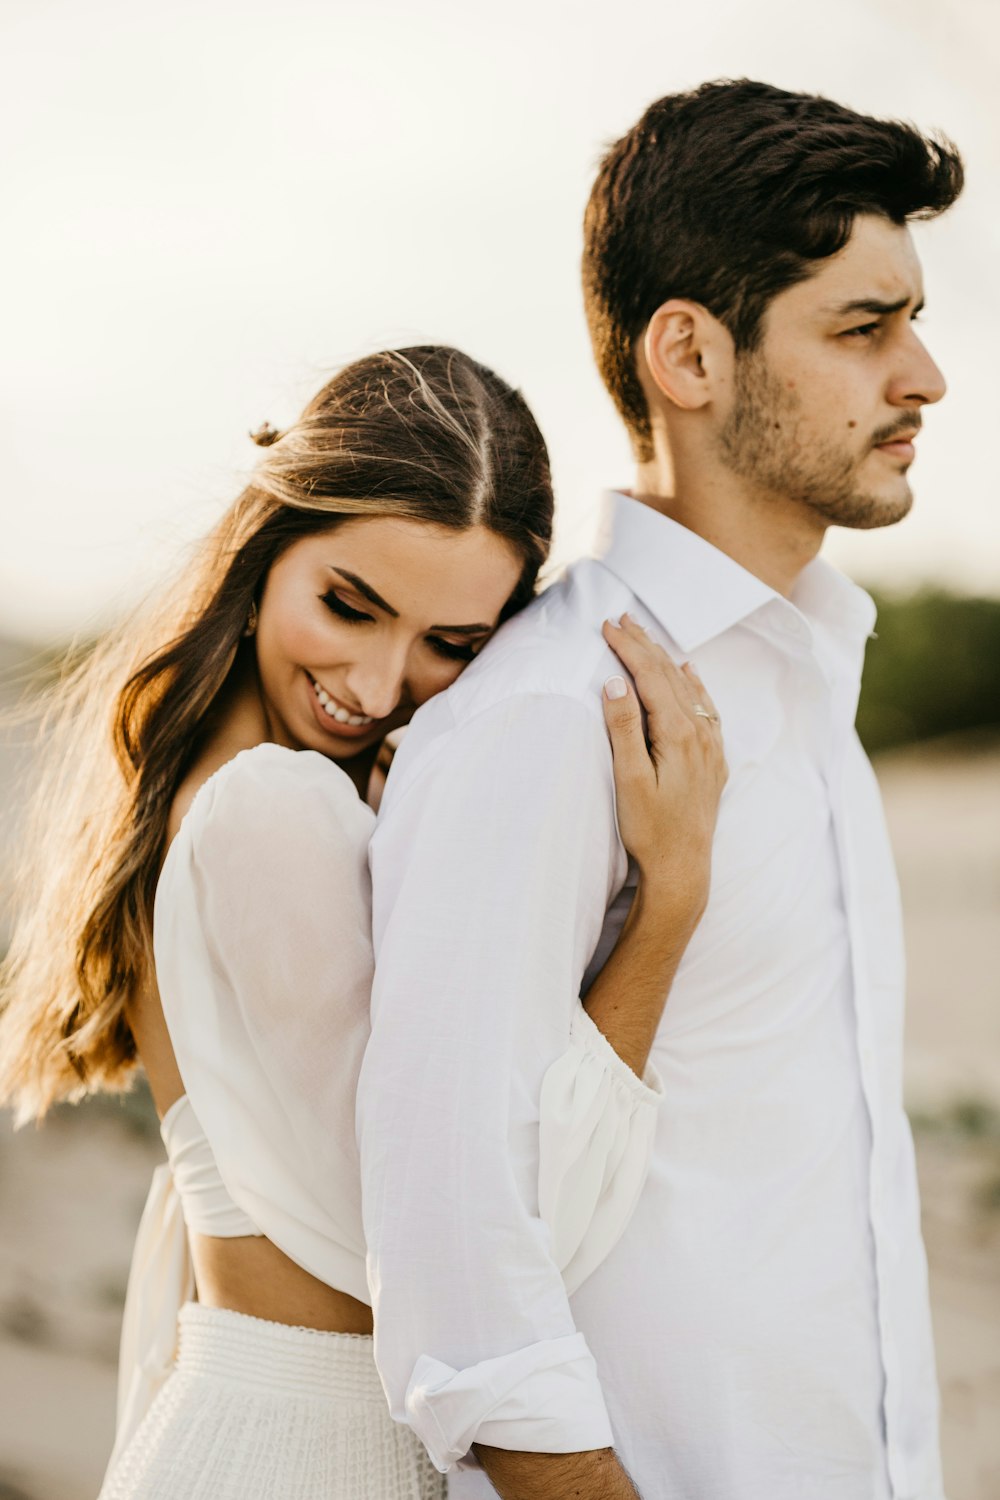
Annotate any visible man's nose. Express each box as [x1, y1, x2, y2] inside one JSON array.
[[890, 333, 946, 408]]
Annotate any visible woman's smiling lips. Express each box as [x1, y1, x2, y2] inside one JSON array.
[[305, 672, 377, 738]]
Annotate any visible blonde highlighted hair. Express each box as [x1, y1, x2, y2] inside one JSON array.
[[0, 346, 553, 1123]]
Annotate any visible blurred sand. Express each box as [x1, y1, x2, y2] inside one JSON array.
[[884, 747, 1000, 1110], [0, 742, 998, 1499], [877, 739, 1000, 1500]]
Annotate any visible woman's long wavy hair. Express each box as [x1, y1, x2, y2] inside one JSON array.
[[0, 345, 554, 1124]]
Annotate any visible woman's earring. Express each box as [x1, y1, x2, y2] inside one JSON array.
[[243, 601, 258, 638]]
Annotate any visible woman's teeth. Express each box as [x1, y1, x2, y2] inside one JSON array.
[[311, 678, 373, 727]]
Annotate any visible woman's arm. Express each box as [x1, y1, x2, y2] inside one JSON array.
[[583, 614, 726, 1077]]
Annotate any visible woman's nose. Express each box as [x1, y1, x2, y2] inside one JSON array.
[[344, 648, 408, 722]]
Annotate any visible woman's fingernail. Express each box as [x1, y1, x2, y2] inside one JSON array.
[[604, 616, 620, 630], [604, 675, 628, 700]]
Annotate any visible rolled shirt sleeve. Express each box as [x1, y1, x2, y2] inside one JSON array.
[[358, 692, 626, 1470]]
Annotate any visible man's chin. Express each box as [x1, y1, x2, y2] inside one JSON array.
[[807, 483, 913, 531], [849, 484, 914, 530]]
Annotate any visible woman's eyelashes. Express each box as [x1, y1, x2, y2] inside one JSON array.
[[429, 637, 479, 662], [320, 589, 371, 623], [318, 589, 481, 663]]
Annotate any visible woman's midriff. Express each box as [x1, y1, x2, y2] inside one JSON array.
[[189, 1232, 374, 1335], [129, 999, 374, 1336]]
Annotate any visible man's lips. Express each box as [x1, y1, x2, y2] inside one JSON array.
[[873, 429, 919, 462]]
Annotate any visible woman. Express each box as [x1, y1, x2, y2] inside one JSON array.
[[0, 346, 725, 1498]]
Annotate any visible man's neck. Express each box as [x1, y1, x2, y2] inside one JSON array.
[[630, 456, 826, 600]]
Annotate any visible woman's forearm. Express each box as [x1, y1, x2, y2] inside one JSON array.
[[582, 878, 704, 1078], [592, 619, 725, 1080]]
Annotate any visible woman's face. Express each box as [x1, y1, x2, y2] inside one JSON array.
[[254, 516, 524, 759]]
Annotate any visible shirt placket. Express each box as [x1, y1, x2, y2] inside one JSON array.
[[772, 603, 900, 1498], [826, 666, 905, 1500]]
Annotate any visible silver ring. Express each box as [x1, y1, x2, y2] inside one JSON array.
[[692, 705, 720, 725]]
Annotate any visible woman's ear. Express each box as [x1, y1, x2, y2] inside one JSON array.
[[641, 299, 733, 412]]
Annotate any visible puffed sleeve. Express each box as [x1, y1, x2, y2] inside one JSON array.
[[538, 1007, 663, 1296], [152, 744, 376, 1303]]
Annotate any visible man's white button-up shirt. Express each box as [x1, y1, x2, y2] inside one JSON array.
[[358, 492, 942, 1499]]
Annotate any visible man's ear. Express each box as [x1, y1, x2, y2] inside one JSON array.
[[641, 299, 732, 411]]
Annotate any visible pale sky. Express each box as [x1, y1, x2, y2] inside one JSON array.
[[2, 0, 998, 643]]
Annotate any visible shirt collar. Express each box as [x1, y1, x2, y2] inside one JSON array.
[[593, 490, 876, 655]]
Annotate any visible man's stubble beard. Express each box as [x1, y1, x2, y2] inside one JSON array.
[[717, 349, 913, 530]]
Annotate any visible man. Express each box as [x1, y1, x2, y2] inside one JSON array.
[[357, 80, 964, 1499]]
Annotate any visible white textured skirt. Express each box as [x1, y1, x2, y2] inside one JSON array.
[[99, 1303, 448, 1500]]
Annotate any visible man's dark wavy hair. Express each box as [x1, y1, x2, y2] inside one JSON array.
[[582, 79, 964, 461]]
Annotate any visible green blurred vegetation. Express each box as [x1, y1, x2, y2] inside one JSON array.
[[857, 590, 1000, 755]]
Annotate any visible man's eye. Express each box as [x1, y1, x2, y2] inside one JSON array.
[[843, 321, 881, 339], [319, 590, 373, 623]]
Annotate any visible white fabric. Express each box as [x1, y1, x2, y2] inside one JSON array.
[[359, 490, 942, 1497], [110, 1164, 195, 1474], [160, 1094, 261, 1236], [539, 1007, 663, 1294], [407, 1332, 611, 1473], [152, 745, 376, 1304], [111, 1095, 260, 1466], [120, 741, 658, 1471], [100, 1304, 447, 1499], [152, 743, 657, 1306]]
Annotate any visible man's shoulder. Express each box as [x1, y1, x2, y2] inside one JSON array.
[[449, 559, 631, 721], [378, 561, 628, 809]]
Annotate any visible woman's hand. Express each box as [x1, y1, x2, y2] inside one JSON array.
[[602, 613, 727, 933], [575, 614, 726, 1080]]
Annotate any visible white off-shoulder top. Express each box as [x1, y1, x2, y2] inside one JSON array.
[[113, 745, 663, 1461]]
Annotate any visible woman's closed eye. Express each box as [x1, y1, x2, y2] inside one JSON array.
[[320, 589, 482, 662], [427, 636, 480, 662], [320, 589, 373, 623]]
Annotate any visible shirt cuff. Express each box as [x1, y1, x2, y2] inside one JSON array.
[[567, 1004, 665, 1101], [404, 1331, 614, 1472]]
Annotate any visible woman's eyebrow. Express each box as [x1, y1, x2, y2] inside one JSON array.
[[328, 567, 492, 634], [329, 568, 399, 617]]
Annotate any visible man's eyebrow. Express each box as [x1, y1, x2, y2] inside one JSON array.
[[827, 295, 925, 318], [329, 568, 492, 634]]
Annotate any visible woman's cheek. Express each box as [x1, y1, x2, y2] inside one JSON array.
[[415, 658, 465, 704], [284, 610, 347, 666]]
